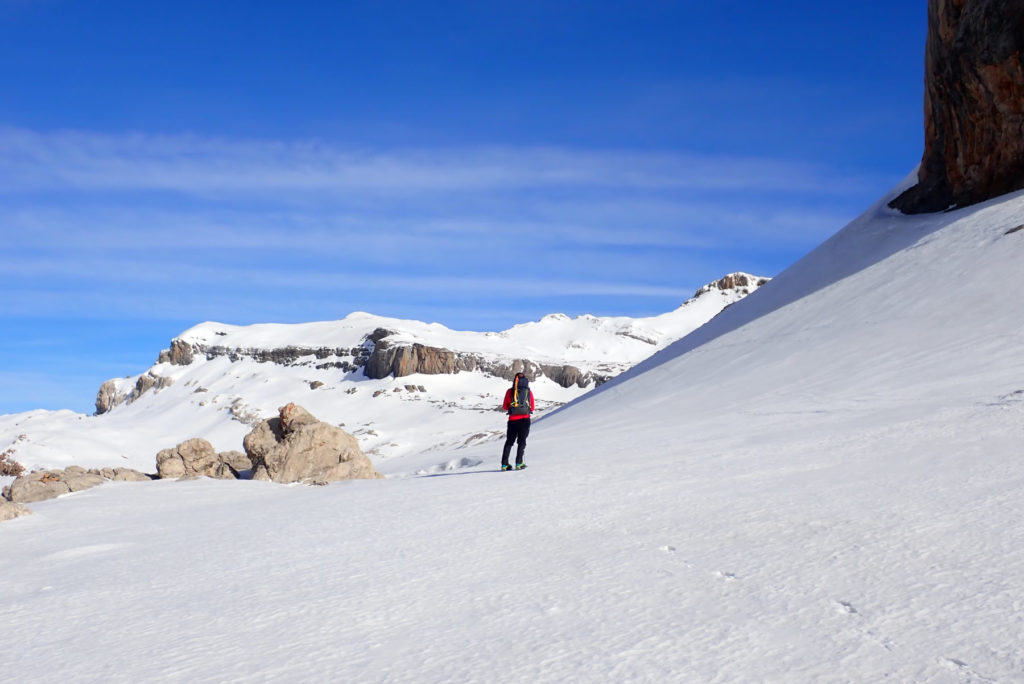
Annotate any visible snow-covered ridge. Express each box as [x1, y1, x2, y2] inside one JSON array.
[[0, 273, 767, 473], [162, 271, 768, 376]]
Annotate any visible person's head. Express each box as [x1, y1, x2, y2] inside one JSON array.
[[514, 372, 530, 388]]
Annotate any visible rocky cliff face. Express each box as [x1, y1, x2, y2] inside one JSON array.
[[892, 0, 1024, 213], [145, 328, 607, 395]]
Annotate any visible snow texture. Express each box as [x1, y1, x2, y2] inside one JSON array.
[[2, 186, 1024, 683]]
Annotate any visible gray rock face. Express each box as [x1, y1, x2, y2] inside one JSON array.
[[156, 438, 236, 480], [243, 403, 381, 485], [0, 499, 32, 522], [892, 0, 1024, 213]]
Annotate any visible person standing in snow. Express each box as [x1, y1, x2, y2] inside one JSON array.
[[500, 372, 534, 471]]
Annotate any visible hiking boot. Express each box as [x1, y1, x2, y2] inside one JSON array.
[[500, 464, 513, 471], [514, 463, 527, 470]]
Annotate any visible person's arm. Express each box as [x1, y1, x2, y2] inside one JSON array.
[[529, 390, 535, 413], [502, 389, 511, 412]]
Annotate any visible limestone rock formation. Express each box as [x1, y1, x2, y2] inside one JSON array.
[[95, 372, 174, 415], [218, 450, 253, 474], [4, 466, 105, 503], [159, 339, 195, 366], [242, 403, 381, 485], [95, 379, 128, 415], [89, 467, 152, 482], [892, 0, 1024, 213], [156, 438, 238, 480], [365, 340, 457, 379]]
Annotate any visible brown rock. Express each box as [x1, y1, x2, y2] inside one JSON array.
[[892, 0, 1024, 213], [242, 403, 381, 484], [112, 468, 152, 482], [62, 469, 106, 492], [6, 471, 72, 503], [217, 451, 252, 473], [156, 438, 231, 479], [95, 379, 126, 415], [165, 339, 195, 366]]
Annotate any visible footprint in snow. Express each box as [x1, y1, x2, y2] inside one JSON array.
[[715, 571, 738, 581]]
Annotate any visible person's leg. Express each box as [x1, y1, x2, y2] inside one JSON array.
[[501, 421, 516, 467], [515, 419, 531, 465]]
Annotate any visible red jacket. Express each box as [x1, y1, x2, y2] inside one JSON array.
[[502, 387, 534, 420]]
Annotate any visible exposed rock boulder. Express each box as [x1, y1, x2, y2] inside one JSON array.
[[218, 450, 252, 474], [155, 438, 236, 480], [4, 468, 105, 503], [892, 0, 1024, 213], [159, 339, 195, 366], [95, 372, 174, 415], [95, 379, 128, 415], [242, 403, 381, 484], [2, 466, 152, 507], [0, 499, 32, 522]]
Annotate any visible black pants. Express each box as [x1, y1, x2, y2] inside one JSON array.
[[501, 418, 531, 466]]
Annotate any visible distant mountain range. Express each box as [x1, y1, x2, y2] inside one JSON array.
[[0, 273, 767, 474]]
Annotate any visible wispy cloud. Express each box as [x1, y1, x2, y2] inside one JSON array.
[[0, 126, 885, 332], [0, 127, 879, 196]]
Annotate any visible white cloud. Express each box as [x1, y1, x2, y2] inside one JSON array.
[[0, 127, 878, 196]]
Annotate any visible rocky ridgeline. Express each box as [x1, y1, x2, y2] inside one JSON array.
[[93, 273, 769, 416], [164, 329, 606, 387], [97, 331, 609, 415], [1, 403, 379, 523], [692, 273, 769, 298], [892, 0, 1024, 213]]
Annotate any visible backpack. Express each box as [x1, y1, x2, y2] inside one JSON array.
[[508, 376, 531, 416]]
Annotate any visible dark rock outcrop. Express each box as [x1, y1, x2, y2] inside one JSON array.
[[892, 0, 1024, 213], [159, 339, 195, 366], [365, 340, 457, 379]]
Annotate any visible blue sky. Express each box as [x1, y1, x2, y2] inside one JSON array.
[[0, 0, 926, 415]]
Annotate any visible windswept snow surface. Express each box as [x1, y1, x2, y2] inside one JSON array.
[[3, 189, 1024, 682]]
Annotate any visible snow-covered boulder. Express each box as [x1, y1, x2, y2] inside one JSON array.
[[243, 403, 381, 485]]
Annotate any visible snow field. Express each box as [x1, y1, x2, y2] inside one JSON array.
[[3, 186, 1024, 681]]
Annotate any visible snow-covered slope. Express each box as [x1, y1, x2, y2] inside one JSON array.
[[0, 274, 766, 473], [3, 185, 1024, 682]]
